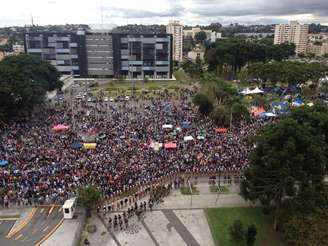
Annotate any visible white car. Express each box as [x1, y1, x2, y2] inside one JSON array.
[[125, 96, 130, 101], [104, 97, 109, 102], [109, 97, 114, 102], [87, 98, 92, 102]]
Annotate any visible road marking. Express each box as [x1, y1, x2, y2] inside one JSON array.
[[15, 234, 23, 240], [48, 206, 55, 215], [35, 218, 64, 246], [0, 218, 18, 221], [43, 225, 49, 232], [6, 207, 37, 238], [40, 208, 44, 214]]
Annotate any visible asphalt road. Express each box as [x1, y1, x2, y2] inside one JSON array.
[[0, 206, 63, 246]]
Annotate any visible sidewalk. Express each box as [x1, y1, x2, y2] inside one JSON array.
[[42, 208, 86, 246]]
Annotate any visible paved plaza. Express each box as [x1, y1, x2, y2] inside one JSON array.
[[82, 182, 253, 246]]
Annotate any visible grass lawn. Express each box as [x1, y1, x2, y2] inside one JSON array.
[[209, 185, 229, 193], [180, 186, 199, 195], [91, 70, 193, 96], [206, 207, 285, 246]]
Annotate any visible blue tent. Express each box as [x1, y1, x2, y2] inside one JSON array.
[[0, 160, 8, 167], [71, 143, 82, 149], [181, 121, 191, 129]]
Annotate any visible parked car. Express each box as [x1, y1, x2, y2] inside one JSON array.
[[104, 97, 109, 102]]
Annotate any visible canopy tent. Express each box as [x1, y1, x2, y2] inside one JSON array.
[[71, 142, 82, 149], [162, 124, 173, 129], [164, 142, 177, 149], [251, 107, 266, 117], [83, 143, 97, 150], [150, 142, 163, 151], [260, 112, 277, 118], [53, 124, 70, 131], [292, 99, 304, 107], [249, 87, 264, 94], [272, 102, 288, 114], [81, 135, 97, 143], [181, 121, 191, 129], [0, 160, 8, 167], [216, 128, 228, 134], [184, 136, 194, 142], [241, 88, 252, 95]]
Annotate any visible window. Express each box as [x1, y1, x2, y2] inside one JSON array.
[[64, 208, 70, 214]]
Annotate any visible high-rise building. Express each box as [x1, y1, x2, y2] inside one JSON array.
[[24, 31, 173, 79], [274, 21, 309, 55], [24, 32, 88, 76], [166, 20, 183, 62]]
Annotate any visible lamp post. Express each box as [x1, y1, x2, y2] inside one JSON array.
[[188, 179, 193, 208]]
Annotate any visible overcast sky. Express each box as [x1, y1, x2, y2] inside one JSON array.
[[1, 0, 328, 27]]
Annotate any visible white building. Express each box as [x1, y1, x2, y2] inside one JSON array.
[[183, 27, 221, 43], [166, 20, 183, 62], [187, 45, 205, 62], [274, 21, 309, 55], [12, 43, 25, 55]]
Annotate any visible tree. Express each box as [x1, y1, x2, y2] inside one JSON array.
[[245, 224, 257, 246], [0, 54, 62, 120], [78, 185, 102, 217], [229, 220, 245, 243], [195, 31, 207, 44], [247, 61, 328, 86], [192, 93, 213, 115], [241, 116, 327, 230]]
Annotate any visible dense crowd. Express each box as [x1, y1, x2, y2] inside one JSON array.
[[0, 90, 266, 207]]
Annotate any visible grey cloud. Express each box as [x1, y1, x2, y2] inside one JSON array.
[[103, 3, 185, 19], [186, 0, 328, 17]]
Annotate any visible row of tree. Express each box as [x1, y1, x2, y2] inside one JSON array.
[[241, 104, 328, 245], [205, 38, 295, 78], [247, 61, 328, 86], [0, 54, 62, 121]]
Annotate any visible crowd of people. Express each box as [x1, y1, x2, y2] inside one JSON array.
[[0, 89, 267, 207]]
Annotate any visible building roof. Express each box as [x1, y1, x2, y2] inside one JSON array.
[[63, 197, 77, 209]]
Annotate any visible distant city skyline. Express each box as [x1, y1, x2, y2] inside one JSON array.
[[1, 0, 328, 27]]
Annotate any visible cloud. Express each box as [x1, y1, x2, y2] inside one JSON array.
[[0, 0, 328, 27], [104, 5, 185, 19]]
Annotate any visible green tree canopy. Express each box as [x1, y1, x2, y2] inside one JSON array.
[[192, 93, 213, 115], [205, 38, 295, 77], [241, 112, 327, 230], [78, 185, 102, 217], [0, 54, 62, 120], [247, 61, 328, 85], [195, 31, 207, 44]]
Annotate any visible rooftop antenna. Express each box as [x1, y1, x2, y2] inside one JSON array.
[[30, 14, 34, 26]]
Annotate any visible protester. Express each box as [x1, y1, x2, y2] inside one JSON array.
[[0, 89, 266, 207]]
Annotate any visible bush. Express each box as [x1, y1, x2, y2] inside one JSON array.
[[229, 220, 244, 243], [245, 224, 257, 246]]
